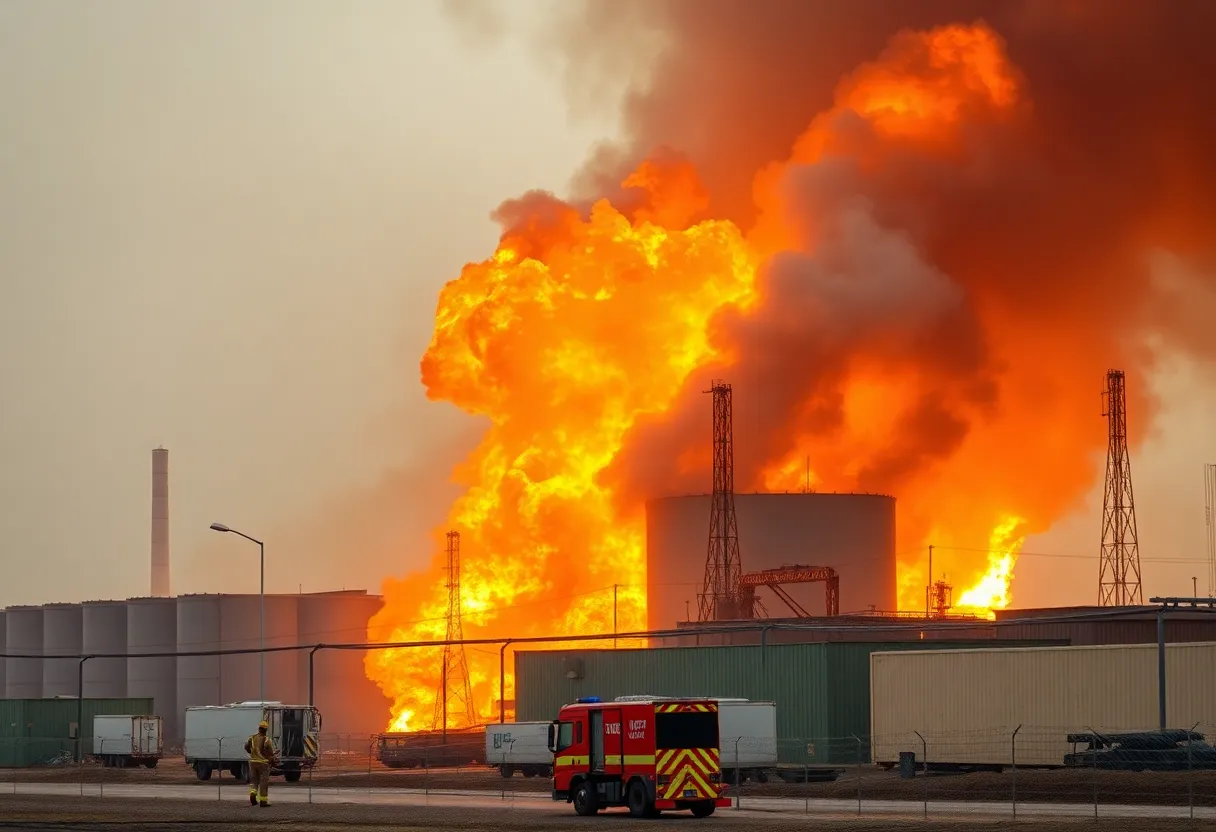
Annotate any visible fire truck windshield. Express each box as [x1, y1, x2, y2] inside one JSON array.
[[655, 711, 718, 750]]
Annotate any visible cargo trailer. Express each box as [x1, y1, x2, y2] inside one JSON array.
[[485, 721, 552, 777], [183, 701, 320, 782], [91, 715, 163, 768], [377, 727, 485, 769], [870, 642, 1216, 770]]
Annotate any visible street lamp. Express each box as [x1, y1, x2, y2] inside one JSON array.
[[210, 522, 266, 704]]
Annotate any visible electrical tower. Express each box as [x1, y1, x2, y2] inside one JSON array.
[[698, 380, 746, 621], [433, 530, 476, 733], [1098, 370, 1144, 606]]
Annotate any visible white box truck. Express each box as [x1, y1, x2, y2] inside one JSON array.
[[613, 696, 779, 782], [92, 715, 163, 769], [485, 721, 553, 777], [183, 701, 321, 783]]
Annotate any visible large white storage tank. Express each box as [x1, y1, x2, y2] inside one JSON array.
[[870, 642, 1216, 767], [127, 597, 178, 738], [176, 594, 222, 712], [297, 591, 390, 735], [645, 493, 897, 629], [82, 601, 128, 699], [4, 606, 44, 698], [42, 603, 84, 696]]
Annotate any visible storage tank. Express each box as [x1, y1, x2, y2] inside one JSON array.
[[4, 606, 44, 698], [176, 594, 222, 713], [297, 591, 390, 735], [42, 603, 84, 697], [127, 597, 179, 739], [219, 593, 301, 705], [645, 493, 897, 630], [82, 601, 128, 699]]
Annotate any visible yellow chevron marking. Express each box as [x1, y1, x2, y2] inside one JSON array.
[[657, 748, 676, 770]]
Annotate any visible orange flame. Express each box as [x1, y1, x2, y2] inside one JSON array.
[[368, 22, 1039, 730]]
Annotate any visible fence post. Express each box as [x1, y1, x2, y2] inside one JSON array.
[[851, 734, 862, 816], [733, 737, 742, 809], [913, 731, 927, 819], [1188, 722, 1198, 820], [1085, 727, 1097, 820], [1011, 724, 1021, 819]]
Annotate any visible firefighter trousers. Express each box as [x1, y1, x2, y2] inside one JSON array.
[[249, 762, 270, 804]]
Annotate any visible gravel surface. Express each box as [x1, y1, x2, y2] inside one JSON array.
[[0, 796, 1214, 832], [7, 763, 1216, 807]]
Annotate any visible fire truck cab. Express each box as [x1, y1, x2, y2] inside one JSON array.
[[547, 696, 731, 818]]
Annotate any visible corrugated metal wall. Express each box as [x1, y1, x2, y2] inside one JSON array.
[[870, 642, 1216, 767], [0, 697, 153, 767], [515, 640, 1059, 763]]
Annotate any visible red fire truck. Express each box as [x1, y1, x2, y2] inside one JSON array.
[[546, 696, 731, 818]]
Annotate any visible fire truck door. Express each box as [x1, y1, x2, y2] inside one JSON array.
[[590, 710, 605, 771]]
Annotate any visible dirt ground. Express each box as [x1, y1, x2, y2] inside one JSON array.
[[0, 796, 1213, 832], [6, 761, 1216, 808]]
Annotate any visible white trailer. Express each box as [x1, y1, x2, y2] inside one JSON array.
[[183, 701, 321, 783], [92, 715, 163, 769], [612, 696, 779, 782], [485, 721, 553, 777]]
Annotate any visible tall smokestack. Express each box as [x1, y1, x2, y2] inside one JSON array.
[[151, 447, 170, 597]]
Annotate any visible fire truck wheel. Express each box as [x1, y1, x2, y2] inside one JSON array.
[[626, 780, 652, 818], [572, 781, 598, 816], [690, 801, 715, 818]]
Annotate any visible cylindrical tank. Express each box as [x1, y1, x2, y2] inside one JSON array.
[[176, 594, 222, 714], [42, 603, 84, 697], [127, 597, 179, 739], [82, 601, 128, 699], [218, 594, 300, 705], [4, 606, 44, 698], [0, 610, 7, 697], [645, 492, 897, 630], [298, 591, 389, 735]]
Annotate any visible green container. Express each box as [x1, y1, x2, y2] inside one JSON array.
[[515, 641, 1062, 763], [0, 698, 154, 767]]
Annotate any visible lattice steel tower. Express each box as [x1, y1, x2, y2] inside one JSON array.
[[1099, 370, 1144, 606], [698, 380, 746, 621], [433, 530, 476, 731]]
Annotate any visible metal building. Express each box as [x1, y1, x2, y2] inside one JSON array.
[[870, 641, 1216, 767], [126, 597, 178, 739], [0, 697, 153, 767], [646, 493, 897, 629], [81, 601, 128, 699], [5, 606, 44, 699], [514, 639, 1058, 763]]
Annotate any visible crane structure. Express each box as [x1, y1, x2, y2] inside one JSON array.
[[698, 380, 747, 621], [433, 530, 477, 733], [1098, 369, 1144, 606], [737, 564, 840, 618]]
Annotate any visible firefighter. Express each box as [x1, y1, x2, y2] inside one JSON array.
[[244, 720, 278, 807]]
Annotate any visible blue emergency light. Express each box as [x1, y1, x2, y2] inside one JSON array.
[[576, 697, 601, 704]]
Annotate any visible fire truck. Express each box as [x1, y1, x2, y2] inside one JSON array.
[[547, 696, 731, 818]]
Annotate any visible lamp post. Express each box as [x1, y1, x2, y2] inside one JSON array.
[[210, 522, 265, 703]]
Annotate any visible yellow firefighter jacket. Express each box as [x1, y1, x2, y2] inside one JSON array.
[[245, 733, 276, 764]]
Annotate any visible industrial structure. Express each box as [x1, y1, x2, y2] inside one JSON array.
[[151, 447, 170, 597], [699, 380, 745, 622], [434, 530, 476, 730], [1, 591, 388, 740], [1099, 369, 1143, 606], [647, 493, 897, 630], [1205, 463, 1216, 598]]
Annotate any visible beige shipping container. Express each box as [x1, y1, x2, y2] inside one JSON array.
[[870, 642, 1216, 768]]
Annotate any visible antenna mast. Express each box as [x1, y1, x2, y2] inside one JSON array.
[[434, 530, 477, 732], [698, 380, 745, 621], [1098, 369, 1143, 605]]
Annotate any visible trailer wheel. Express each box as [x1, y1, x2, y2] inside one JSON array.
[[690, 801, 715, 818], [500, 765, 515, 778], [572, 781, 598, 816], [284, 770, 302, 783], [522, 766, 538, 778], [756, 769, 769, 783], [143, 759, 158, 769], [627, 780, 652, 818], [194, 762, 212, 781]]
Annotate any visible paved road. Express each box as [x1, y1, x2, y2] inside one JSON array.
[[5, 781, 1213, 821]]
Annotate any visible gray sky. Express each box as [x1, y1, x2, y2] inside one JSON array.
[[0, 1, 1211, 610]]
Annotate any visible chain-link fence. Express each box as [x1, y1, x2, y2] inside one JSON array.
[[3, 727, 1215, 817]]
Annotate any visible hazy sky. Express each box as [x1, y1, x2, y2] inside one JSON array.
[[1, 1, 1212, 610]]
